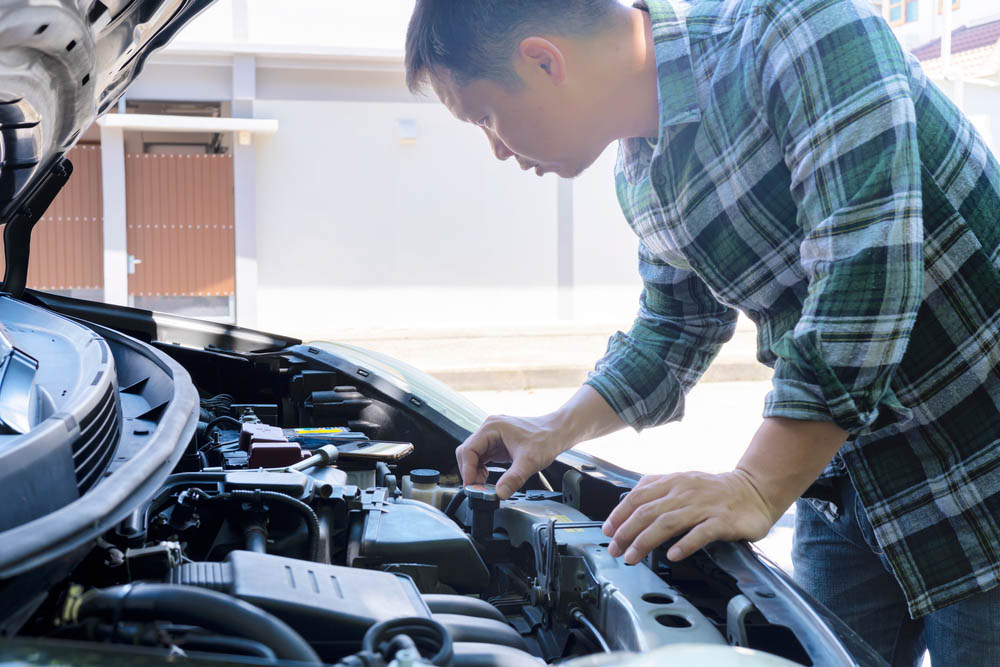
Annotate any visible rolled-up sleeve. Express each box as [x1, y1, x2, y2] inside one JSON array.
[[754, 0, 923, 433], [586, 243, 737, 431]]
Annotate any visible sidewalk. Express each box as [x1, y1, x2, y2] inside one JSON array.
[[329, 316, 771, 391]]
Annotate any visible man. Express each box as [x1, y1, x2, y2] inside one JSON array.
[[404, 1, 1000, 664]]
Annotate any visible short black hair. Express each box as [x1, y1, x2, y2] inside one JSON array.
[[405, 0, 619, 93]]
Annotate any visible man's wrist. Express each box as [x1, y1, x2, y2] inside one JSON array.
[[735, 417, 848, 520], [544, 384, 626, 452]]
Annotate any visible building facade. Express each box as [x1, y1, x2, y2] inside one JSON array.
[[19, 0, 1000, 341]]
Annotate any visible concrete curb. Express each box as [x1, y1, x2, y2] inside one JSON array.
[[430, 360, 773, 392], [322, 319, 771, 392]]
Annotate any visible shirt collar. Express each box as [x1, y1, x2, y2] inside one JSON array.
[[620, 0, 701, 183], [635, 0, 702, 135]]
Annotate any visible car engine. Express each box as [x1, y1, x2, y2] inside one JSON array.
[[38, 401, 738, 666], [0, 293, 871, 666]]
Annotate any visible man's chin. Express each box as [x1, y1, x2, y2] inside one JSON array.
[[537, 164, 579, 179], [557, 154, 602, 179], [554, 163, 587, 180], [529, 156, 592, 179]]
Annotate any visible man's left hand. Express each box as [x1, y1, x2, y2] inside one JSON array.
[[601, 469, 779, 564]]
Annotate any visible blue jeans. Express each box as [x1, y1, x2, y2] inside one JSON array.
[[792, 475, 1000, 667]]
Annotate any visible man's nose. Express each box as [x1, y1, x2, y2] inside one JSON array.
[[486, 132, 513, 161]]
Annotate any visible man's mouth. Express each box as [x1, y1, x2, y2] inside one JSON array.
[[516, 160, 549, 176]]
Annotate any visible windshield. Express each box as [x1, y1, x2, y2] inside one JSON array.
[[309, 341, 487, 435]]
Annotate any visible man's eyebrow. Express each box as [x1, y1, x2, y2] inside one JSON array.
[[442, 95, 472, 124], [460, 108, 486, 124], [451, 101, 473, 123]]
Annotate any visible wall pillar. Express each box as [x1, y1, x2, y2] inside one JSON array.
[[557, 178, 575, 320], [232, 54, 258, 328], [100, 125, 128, 306]]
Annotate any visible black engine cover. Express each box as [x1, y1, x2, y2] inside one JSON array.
[[171, 550, 430, 657]]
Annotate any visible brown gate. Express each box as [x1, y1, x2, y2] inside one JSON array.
[[125, 152, 234, 298], [0, 144, 104, 291]]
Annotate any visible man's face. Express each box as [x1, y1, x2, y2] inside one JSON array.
[[430, 70, 603, 179]]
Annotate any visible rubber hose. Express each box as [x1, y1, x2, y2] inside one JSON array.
[[75, 583, 320, 664], [421, 594, 506, 624], [244, 522, 268, 553], [216, 490, 322, 562], [204, 415, 243, 433], [180, 634, 278, 661], [139, 475, 222, 534], [362, 617, 453, 666], [375, 461, 391, 487], [386, 633, 419, 657], [571, 608, 611, 653], [444, 492, 467, 520]]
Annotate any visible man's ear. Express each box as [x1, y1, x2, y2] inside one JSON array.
[[518, 37, 567, 85]]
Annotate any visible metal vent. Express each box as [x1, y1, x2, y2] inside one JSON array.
[[72, 384, 121, 493]]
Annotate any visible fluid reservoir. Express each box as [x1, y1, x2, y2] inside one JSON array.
[[401, 469, 460, 510]]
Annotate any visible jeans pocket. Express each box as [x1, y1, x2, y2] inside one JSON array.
[[854, 494, 884, 556], [804, 496, 840, 523], [799, 492, 871, 553]]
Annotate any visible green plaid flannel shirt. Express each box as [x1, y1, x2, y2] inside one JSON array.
[[585, 0, 1000, 618]]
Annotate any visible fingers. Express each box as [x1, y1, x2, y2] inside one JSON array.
[[456, 415, 554, 496], [667, 519, 721, 561], [601, 470, 779, 565], [456, 421, 507, 485], [621, 516, 721, 565], [622, 511, 686, 564], [496, 455, 537, 499], [602, 475, 671, 537], [456, 438, 486, 486], [609, 500, 695, 563]]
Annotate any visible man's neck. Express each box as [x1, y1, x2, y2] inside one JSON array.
[[589, 6, 660, 141]]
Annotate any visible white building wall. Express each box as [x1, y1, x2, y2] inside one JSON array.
[[127, 63, 233, 102], [250, 98, 565, 336], [882, 0, 1000, 158], [170, 0, 235, 43], [887, 0, 999, 49], [570, 145, 643, 329], [146, 2, 648, 333], [123, 0, 1000, 335], [245, 1, 412, 50], [959, 83, 1000, 154]]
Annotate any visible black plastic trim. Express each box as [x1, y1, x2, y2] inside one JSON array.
[[72, 382, 121, 492], [0, 320, 199, 578], [23, 289, 301, 354]]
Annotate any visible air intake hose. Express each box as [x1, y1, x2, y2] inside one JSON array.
[[72, 583, 320, 664], [362, 616, 453, 666]]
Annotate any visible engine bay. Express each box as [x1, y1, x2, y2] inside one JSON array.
[[36, 397, 744, 666], [0, 293, 871, 666]]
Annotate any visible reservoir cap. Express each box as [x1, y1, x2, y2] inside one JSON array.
[[465, 483, 499, 503], [410, 468, 440, 485]]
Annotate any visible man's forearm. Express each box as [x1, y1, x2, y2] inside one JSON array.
[[736, 417, 848, 522], [545, 384, 628, 451]]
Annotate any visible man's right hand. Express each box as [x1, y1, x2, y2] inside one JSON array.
[[456, 385, 628, 499], [457, 413, 569, 499]]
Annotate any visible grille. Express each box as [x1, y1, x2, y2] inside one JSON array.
[[71, 384, 121, 493]]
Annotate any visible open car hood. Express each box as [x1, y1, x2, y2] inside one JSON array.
[[0, 0, 213, 293]]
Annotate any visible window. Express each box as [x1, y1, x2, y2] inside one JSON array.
[[938, 0, 960, 13], [888, 0, 920, 26]]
